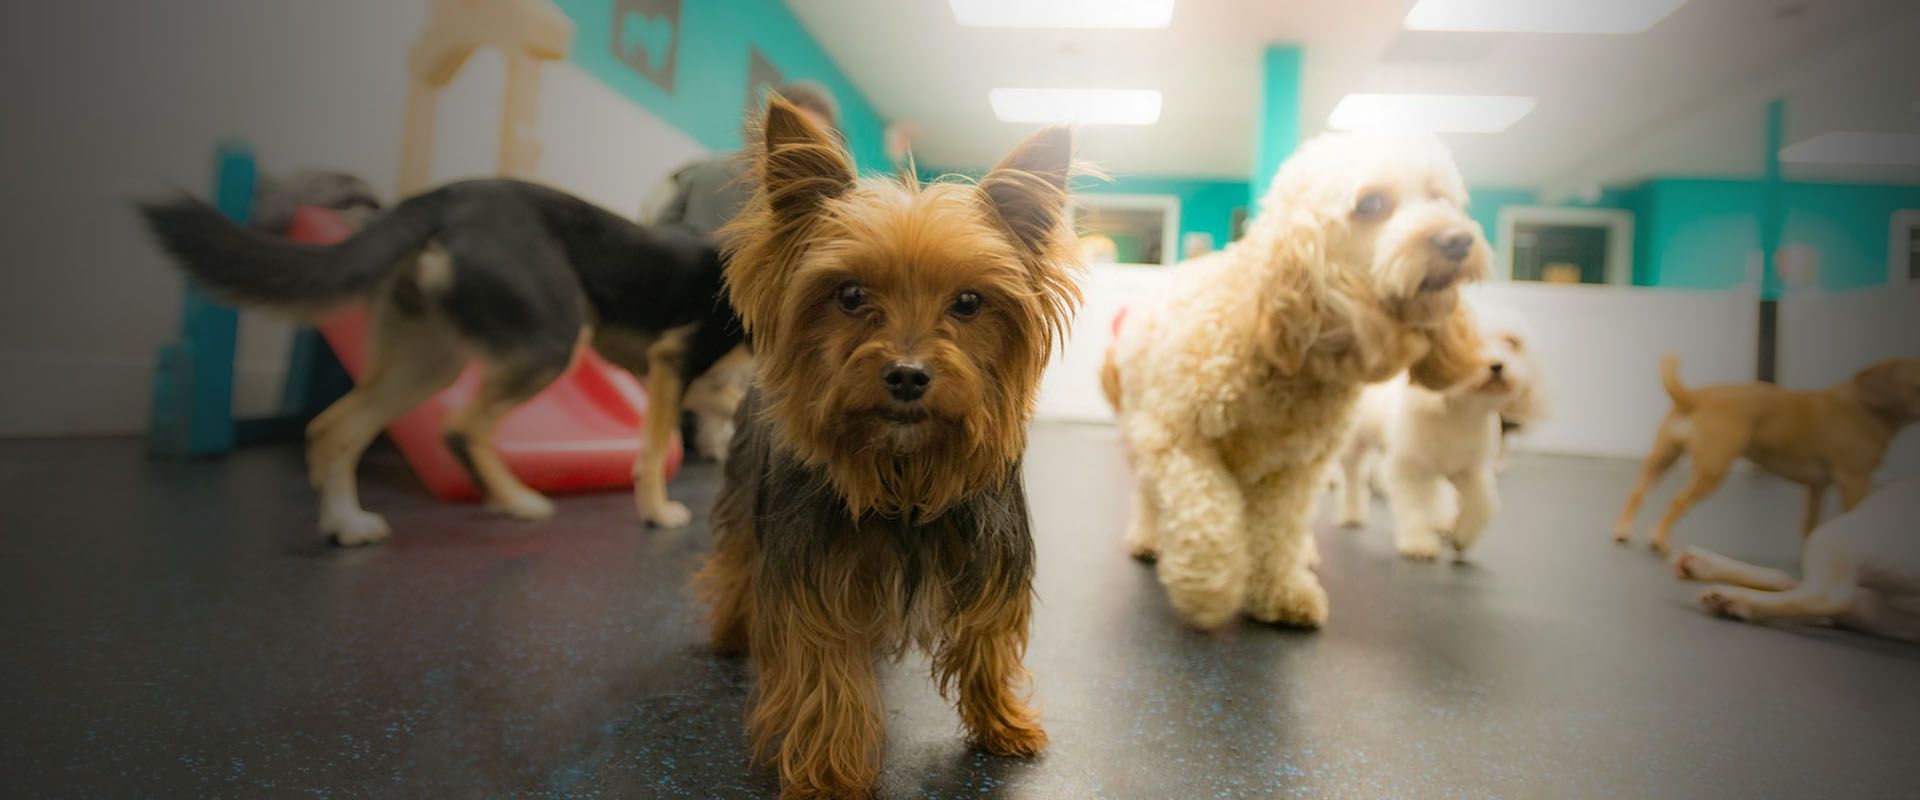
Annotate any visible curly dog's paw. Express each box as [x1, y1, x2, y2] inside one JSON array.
[[1247, 575, 1328, 629]]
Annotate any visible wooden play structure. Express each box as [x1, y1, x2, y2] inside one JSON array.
[[398, 0, 574, 194]]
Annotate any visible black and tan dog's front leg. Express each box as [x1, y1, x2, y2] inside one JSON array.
[[936, 591, 1049, 758]]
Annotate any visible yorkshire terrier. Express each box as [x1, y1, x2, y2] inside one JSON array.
[[695, 98, 1081, 798]]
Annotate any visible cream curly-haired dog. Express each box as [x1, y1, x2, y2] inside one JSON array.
[[1333, 303, 1545, 560], [1102, 133, 1489, 629]]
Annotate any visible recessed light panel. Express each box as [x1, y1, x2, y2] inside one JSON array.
[[989, 88, 1163, 125], [1779, 132, 1920, 166], [1405, 0, 1689, 34], [951, 0, 1175, 29], [1328, 94, 1536, 134]]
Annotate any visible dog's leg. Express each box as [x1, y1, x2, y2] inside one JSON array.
[[1614, 431, 1683, 544], [1243, 472, 1329, 628], [1384, 459, 1446, 561], [1670, 546, 1797, 590], [1800, 483, 1829, 538], [1697, 531, 1859, 623], [634, 348, 693, 529], [1648, 447, 1737, 555], [695, 521, 758, 656], [937, 591, 1047, 757], [308, 302, 464, 545], [749, 581, 883, 799], [445, 352, 569, 521], [1336, 444, 1373, 529], [1446, 466, 1498, 557], [1134, 436, 1250, 629], [1123, 485, 1162, 561]]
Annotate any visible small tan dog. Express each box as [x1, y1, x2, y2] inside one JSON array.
[[1673, 475, 1920, 642], [1335, 303, 1544, 560], [1103, 132, 1488, 629], [1615, 356, 1920, 554]]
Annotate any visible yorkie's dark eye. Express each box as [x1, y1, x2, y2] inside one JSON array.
[[949, 290, 983, 320], [1354, 191, 1393, 219], [835, 281, 867, 313]]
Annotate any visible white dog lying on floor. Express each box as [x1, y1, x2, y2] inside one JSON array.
[[1333, 305, 1544, 560], [1673, 475, 1920, 641]]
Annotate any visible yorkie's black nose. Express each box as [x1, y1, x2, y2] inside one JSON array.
[[883, 360, 931, 402], [1432, 230, 1474, 261]]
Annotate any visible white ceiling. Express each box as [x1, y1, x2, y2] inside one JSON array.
[[785, 0, 1920, 189]]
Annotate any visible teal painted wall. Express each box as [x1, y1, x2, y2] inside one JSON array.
[[1249, 45, 1302, 213], [557, 0, 890, 171], [1081, 176, 1249, 253], [1638, 179, 1920, 294]]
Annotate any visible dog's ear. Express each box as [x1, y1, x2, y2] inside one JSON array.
[[980, 126, 1073, 255], [1408, 300, 1484, 391], [1243, 208, 1331, 375], [758, 96, 855, 223]]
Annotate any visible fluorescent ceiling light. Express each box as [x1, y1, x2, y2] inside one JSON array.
[[1779, 132, 1920, 166], [1405, 0, 1689, 34], [1328, 93, 1535, 134], [950, 0, 1175, 29], [990, 88, 1162, 125]]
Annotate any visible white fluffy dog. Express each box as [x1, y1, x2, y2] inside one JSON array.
[[1334, 305, 1544, 560], [1674, 475, 1920, 641], [1102, 132, 1489, 629]]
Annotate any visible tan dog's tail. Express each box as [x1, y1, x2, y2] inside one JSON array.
[[1660, 355, 1695, 413]]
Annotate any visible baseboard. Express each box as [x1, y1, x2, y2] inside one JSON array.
[[0, 352, 287, 438]]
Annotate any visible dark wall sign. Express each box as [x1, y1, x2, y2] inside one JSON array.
[[613, 0, 681, 91]]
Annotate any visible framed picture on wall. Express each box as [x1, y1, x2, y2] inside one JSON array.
[[1495, 206, 1634, 285], [613, 0, 682, 91], [1891, 210, 1920, 284], [1071, 195, 1180, 266]]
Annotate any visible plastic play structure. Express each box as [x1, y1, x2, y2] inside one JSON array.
[[399, 0, 573, 194], [149, 0, 681, 499]]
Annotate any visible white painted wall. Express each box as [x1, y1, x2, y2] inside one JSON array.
[[0, 1, 706, 437], [1034, 265, 1763, 461], [1779, 283, 1920, 480]]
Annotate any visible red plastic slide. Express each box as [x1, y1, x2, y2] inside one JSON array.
[[285, 206, 679, 502]]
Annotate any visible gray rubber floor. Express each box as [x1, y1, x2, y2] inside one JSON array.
[[4, 424, 1918, 798]]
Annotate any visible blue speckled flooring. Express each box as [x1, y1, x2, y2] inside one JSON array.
[[4, 425, 1918, 798]]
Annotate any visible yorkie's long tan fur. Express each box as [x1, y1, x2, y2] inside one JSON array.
[[695, 97, 1080, 799]]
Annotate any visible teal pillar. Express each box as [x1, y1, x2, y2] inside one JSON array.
[[1249, 45, 1303, 215]]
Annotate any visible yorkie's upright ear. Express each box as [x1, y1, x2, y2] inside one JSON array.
[[979, 127, 1080, 346], [760, 96, 856, 223], [725, 96, 858, 341], [979, 127, 1073, 255]]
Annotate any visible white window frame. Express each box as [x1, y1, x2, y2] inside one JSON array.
[[1070, 193, 1181, 266], [1495, 206, 1635, 286], [1890, 210, 1920, 285]]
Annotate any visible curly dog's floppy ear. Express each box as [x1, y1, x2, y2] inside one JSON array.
[[1408, 300, 1484, 391], [1244, 208, 1330, 375]]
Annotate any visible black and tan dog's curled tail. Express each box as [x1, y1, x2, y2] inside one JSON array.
[[135, 190, 443, 309]]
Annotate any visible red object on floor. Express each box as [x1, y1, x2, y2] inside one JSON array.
[[285, 206, 678, 502], [1111, 306, 1130, 337]]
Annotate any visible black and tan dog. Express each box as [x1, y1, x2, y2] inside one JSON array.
[[694, 99, 1080, 798], [138, 179, 743, 544]]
